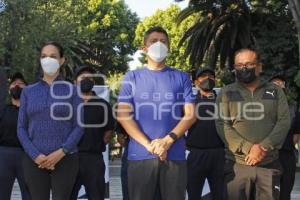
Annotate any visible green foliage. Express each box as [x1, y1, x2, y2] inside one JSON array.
[[177, 0, 253, 71], [177, 2, 298, 74], [105, 71, 124, 104], [81, 0, 139, 74], [252, 13, 298, 75], [0, 0, 139, 82], [294, 70, 300, 87], [250, 1, 299, 103], [175, 0, 299, 102], [134, 5, 196, 73]]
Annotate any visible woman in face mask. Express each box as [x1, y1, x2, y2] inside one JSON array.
[[0, 73, 31, 200], [17, 42, 84, 200]]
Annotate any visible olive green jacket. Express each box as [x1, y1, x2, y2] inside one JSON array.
[[215, 79, 291, 166]]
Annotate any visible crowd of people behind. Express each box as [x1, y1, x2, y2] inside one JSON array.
[[0, 26, 300, 200]]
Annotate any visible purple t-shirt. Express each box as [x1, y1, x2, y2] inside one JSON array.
[[118, 67, 195, 160]]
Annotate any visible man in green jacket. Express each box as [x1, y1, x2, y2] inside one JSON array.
[[216, 48, 291, 200]]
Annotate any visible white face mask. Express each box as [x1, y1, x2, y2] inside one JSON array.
[[147, 41, 168, 63], [41, 57, 60, 76]]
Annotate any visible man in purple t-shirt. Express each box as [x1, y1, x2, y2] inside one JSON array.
[[117, 26, 196, 200]]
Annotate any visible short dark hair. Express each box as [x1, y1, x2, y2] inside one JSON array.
[[269, 74, 285, 82], [10, 72, 27, 85], [144, 26, 169, 45], [40, 41, 64, 58], [74, 66, 96, 80], [234, 48, 260, 63]]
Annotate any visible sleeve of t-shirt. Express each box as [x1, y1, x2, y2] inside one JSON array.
[[118, 72, 134, 105], [182, 72, 196, 104]]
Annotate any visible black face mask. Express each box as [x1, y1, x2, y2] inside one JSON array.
[[80, 78, 94, 93], [236, 67, 257, 84], [199, 78, 215, 92], [10, 86, 23, 100]]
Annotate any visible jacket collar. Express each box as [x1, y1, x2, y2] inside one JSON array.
[[40, 74, 65, 85], [236, 77, 268, 91]]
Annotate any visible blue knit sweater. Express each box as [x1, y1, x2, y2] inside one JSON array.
[[17, 77, 83, 160]]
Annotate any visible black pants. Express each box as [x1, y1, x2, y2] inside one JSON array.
[[187, 148, 225, 200], [128, 158, 186, 200], [279, 150, 296, 200], [0, 146, 30, 200], [224, 159, 282, 200], [121, 146, 129, 200], [23, 153, 79, 200], [70, 153, 106, 200]]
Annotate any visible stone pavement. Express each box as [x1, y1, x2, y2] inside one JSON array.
[[11, 159, 300, 200]]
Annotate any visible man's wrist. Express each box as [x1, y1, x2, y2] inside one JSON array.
[[168, 132, 178, 142], [258, 144, 267, 152], [142, 140, 151, 148], [164, 135, 175, 148]]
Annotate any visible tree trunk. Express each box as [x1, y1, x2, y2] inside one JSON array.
[[288, 0, 300, 66]]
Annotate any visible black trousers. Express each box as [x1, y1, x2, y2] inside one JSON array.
[[279, 150, 296, 200], [187, 148, 225, 200], [121, 146, 129, 200], [23, 153, 79, 200], [128, 158, 186, 200], [0, 146, 30, 200], [224, 159, 282, 200], [70, 153, 106, 200]]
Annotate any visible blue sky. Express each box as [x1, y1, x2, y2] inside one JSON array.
[[124, 0, 188, 19]]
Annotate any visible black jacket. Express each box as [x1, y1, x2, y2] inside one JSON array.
[[0, 105, 22, 147], [187, 92, 224, 149]]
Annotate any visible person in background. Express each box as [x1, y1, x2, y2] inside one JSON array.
[[270, 75, 300, 200], [18, 41, 83, 200], [216, 48, 290, 200], [70, 66, 114, 200], [0, 72, 30, 200], [186, 67, 224, 200]]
